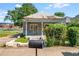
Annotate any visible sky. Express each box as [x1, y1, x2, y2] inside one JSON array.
[[0, 3, 79, 23]]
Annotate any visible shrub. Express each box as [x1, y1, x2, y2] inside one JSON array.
[[76, 31, 79, 46], [44, 24, 67, 47], [67, 18, 79, 28], [44, 27, 55, 47], [15, 37, 28, 43], [46, 38, 55, 47], [67, 27, 78, 47]]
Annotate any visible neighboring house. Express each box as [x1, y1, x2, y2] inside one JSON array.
[[64, 16, 71, 24], [0, 23, 14, 29], [23, 13, 70, 37]]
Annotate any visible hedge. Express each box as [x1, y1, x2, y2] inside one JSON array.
[[44, 24, 67, 47], [67, 27, 79, 46]]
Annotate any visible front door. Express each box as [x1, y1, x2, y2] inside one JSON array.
[[27, 22, 42, 35]]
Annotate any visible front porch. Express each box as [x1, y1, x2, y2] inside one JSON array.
[[23, 21, 59, 36], [23, 22, 53, 37]]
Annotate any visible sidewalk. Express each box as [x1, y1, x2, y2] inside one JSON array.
[[0, 46, 79, 56]]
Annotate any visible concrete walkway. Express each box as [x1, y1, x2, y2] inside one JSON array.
[[0, 46, 79, 56], [0, 36, 16, 43]]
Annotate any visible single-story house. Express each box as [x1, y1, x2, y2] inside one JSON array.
[[23, 13, 70, 38]]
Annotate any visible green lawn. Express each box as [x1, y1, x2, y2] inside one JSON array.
[[15, 37, 28, 43], [0, 30, 21, 37]]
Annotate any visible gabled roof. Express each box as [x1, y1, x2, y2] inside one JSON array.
[[24, 12, 64, 20]]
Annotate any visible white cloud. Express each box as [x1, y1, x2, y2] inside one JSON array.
[[45, 3, 70, 9], [49, 4, 53, 7], [53, 3, 70, 8], [15, 4, 22, 7], [0, 16, 5, 18], [3, 11, 8, 14], [45, 4, 53, 9], [0, 9, 8, 19]]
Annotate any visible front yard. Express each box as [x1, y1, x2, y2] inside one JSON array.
[[0, 29, 22, 38], [0, 29, 24, 47]]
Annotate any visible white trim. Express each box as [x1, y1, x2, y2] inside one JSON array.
[[25, 21, 27, 35], [23, 20, 26, 35], [26, 19, 64, 23], [23, 20, 28, 36], [41, 22, 43, 37]]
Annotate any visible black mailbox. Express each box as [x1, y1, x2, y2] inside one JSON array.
[[28, 38, 45, 56], [29, 40, 44, 49]]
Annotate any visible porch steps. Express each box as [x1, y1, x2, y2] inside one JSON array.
[[27, 36, 46, 40]]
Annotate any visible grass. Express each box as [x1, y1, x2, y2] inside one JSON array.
[[15, 37, 28, 43], [0, 30, 21, 38]]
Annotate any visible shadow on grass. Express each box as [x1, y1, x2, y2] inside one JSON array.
[[10, 33, 25, 38], [62, 52, 79, 56], [10, 33, 21, 38]]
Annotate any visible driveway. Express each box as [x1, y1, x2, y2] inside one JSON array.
[[0, 46, 79, 56]]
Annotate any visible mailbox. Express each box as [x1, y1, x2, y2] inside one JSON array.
[[28, 38, 45, 56], [29, 40, 44, 49]]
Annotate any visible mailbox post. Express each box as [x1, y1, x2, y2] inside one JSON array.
[[36, 48, 37, 56], [29, 39, 44, 56]]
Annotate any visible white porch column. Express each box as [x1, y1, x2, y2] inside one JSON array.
[[23, 19, 27, 36], [41, 22, 43, 37], [25, 21, 27, 36]]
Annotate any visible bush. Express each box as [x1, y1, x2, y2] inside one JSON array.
[[46, 37, 55, 47], [67, 27, 78, 47], [67, 18, 79, 28], [44, 27, 55, 47], [76, 30, 79, 46], [15, 37, 28, 43], [44, 23, 79, 47], [44, 24, 67, 47]]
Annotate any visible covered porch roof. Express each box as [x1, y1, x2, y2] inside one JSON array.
[[24, 12, 64, 20]]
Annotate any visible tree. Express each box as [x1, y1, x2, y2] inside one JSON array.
[[4, 3, 38, 27], [68, 15, 79, 27], [68, 19, 79, 27], [54, 12, 65, 17]]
